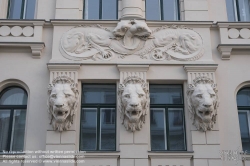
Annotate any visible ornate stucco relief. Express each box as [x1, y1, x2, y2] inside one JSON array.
[[60, 20, 204, 61], [118, 76, 150, 132], [47, 76, 79, 132], [187, 76, 219, 132]]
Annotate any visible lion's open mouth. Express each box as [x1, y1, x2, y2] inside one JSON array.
[[199, 110, 211, 116], [55, 110, 69, 118], [127, 110, 141, 116]]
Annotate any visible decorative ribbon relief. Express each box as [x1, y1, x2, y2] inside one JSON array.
[[60, 20, 204, 61]]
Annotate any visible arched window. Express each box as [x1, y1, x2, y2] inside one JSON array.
[[0, 87, 27, 152], [237, 88, 250, 151]]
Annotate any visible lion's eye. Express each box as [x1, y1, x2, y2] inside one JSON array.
[[124, 94, 130, 98], [210, 94, 215, 98], [65, 94, 71, 98], [196, 94, 202, 98], [138, 94, 144, 98], [51, 94, 57, 98]]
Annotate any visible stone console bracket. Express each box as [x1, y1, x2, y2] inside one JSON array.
[[0, 42, 45, 58], [217, 44, 250, 60]]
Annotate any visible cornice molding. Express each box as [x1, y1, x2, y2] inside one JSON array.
[[216, 22, 250, 28], [183, 65, 218, 72], [50, 19, 119, 26], [0, 19, 46, 26], [47, 64, 81, 71], [0, 42, 45, 58], [117, 65, 149, 72], [217, 44, 250, 60]]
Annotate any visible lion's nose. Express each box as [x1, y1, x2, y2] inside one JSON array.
[[203, 104, 212, 108], [130, 104, 138, 107], [55, 104, 64, 108]]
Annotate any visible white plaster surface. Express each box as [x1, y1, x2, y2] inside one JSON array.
[[192, 131, 206, 144], [0, 0, 250, 166]]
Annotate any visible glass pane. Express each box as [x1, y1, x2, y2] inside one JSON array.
[[146, 0, 161, 20], [82, 85, 116, 104], [100, 108, 116, 150], [150, 85, 183, 104], [0, 87, 27, 105], [102, 0, 117, 19], [8, 0, 23, 19], [162, 0, 179, 20], [238, 111, 250, 151], [150, 108, 167, 150], [237, 0, 250, 21], [168, 108, 185, 150], [0, 110, 11, 151], [80, 108, 97, 150], [226, 0, 237, 21], [11, 109, 26, 151], [84, 0, 100, 19], [25, 0, 36, 19], [237, 88, 250, 106]]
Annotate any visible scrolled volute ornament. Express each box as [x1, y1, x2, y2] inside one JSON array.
[[118, 76, 150, 132], [187, 76, 219, 132], [47, 76, 79, 132]]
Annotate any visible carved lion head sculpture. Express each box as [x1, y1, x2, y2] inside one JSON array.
[[187, 76, 219, 132], [118, 76, 150, 132], [48, 76, 79, 132]]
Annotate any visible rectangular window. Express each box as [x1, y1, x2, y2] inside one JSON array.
[[150, 85, 186, 151], [146, 0, 180, 21], [7, 0, 36, 19], [84, 0, 118, 20], [226, 0, 250, 21], [80, 84, 116, 151]]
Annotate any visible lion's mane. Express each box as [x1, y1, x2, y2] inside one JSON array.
[[187, 76, 219, 131], [48, 76, 79, 132], [118, 76, 150, 132]]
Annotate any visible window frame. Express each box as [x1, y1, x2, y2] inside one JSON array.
[[0, 86, 27, 152], [145, 0, 180, 21], [237, 87, 250, 151], [150, 84, 187, 151], [79, 84, 117, 151], [227, 0, 250, 21], [83, 0, 118, 20], [7, 0, 36, 19]]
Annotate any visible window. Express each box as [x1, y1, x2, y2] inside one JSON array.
[[0, 87, 27, 152], [146, 0, 180, 21], [150, 85, 186, 151], [83, 0, 117, 20], [80, 84, 116, 151], [237, 88, 250, 151], [226, 0, 250, 21], [7, 0, 36, 19]]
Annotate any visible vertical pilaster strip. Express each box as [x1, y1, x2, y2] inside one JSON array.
[[120, 0, 144, 19], [184, 65, 223, 166], [55, 0, 83, 19], [46, 64, 80, 166], [48, 64, 80, 84], [0, 0, 9, 19], [117, 65, 149, 166]]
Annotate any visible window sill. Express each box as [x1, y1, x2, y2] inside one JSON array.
[[148, 151, 193, 159]]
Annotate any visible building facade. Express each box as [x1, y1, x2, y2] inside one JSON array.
[[0, 0, 250, 166]]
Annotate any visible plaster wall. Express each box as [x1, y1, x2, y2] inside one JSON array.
[[1, 0, 250, 166]]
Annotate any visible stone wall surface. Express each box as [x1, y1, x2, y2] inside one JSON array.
[[0, 0, 249, 166]]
